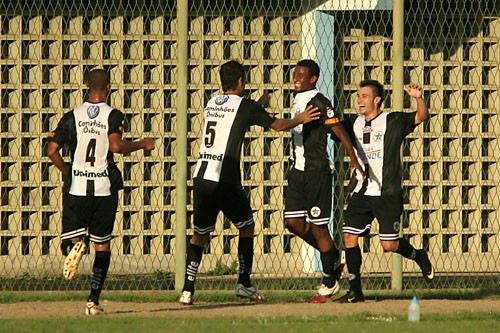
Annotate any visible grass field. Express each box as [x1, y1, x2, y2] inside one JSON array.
[[1, 312, 499, 333], [0, 290, 498, 333]]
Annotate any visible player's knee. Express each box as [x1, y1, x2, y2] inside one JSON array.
[[284, 218, 301, 234], [381, 240, 398, 252]]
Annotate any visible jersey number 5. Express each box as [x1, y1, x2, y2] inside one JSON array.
[[204, 121, 217, 148], [86, 138, 96, 167]]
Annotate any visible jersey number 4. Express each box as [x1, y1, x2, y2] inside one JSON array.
[[204, 121, 217, 148], [85, 138, 96, 167]]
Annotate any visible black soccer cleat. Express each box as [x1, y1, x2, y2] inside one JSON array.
[[416, 249, 435, 282], [336, 290, 365, 303]]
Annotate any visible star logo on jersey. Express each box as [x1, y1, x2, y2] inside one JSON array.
[[87, 105, 100, 119], [310, 206, 321, 217], [374, 131, 384, 142], [215, 94, 229, 105]]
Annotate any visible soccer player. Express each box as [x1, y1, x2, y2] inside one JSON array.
[[337, 79, 434, 303], [47, 69, 155, 315], [179, 60, 320, 305], [283, 59, 364, 303]]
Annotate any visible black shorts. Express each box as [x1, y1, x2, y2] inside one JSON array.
[[284, 168, 332, 225], [193, 178, 254, 235], [61, 193, 118, 244], [343, 193, 403, 241]]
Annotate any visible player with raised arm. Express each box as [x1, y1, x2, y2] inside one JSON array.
[[337, 79, 433, 303]]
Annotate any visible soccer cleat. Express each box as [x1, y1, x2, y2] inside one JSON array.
[[179, 290, 193, 305], [416, 249, 435, 282], [235, 284, 264, 301], [63, 241, 86, 280], [336, 290, 365, 303], [85, 301, 105, 315], [308, 282, 340, 303]]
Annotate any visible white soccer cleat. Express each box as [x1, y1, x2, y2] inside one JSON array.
[[179, 290, 193, 305], [235, 284, 265, 301], [308, 282, 340, 303], [63, 241, 86, 280], [85, 301, 105, 315]]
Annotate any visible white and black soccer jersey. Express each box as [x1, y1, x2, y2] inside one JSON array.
[[344, 111, 417, 196], [290, 89, 341, 173], [48, 102, 124, 196], [193, 94, 275, 184]]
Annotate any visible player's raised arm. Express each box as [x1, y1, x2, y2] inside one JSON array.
[[404, 84, 429, 125]]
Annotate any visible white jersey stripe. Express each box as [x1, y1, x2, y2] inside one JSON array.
[[70, 102, 113, 196]]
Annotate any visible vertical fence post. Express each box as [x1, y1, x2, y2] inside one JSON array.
[[175, 0, 188, 291], [392, 0, 404, 291]]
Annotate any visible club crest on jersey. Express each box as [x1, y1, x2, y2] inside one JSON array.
[[87, 105, 100, 119], [215, 95, 229, 105], [326, 107, 335, 118], [310, 206, 321, 217], [374, 131, 384, 142]]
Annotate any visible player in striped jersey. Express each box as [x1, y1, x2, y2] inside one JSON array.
[[179, 60, 320, 305], [47, 69, 155, 315], [284, 59, 365, 303], [337, 79, 433, 303]]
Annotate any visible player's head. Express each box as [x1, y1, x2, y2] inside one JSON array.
[[220, 60, 245, 95], [358, 79, 384, 109], [85, 69, 110, 92], [293, 59, 319, 93]]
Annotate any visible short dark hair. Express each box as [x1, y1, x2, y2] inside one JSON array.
[[86, 69, 110, 91], [220, 60, 245, 92], [297, 59, 320, 79], [359, 79, 384, 107]]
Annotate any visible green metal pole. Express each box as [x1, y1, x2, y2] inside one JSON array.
[[175, 0, 188, 292], [392, 0, 404, 291]]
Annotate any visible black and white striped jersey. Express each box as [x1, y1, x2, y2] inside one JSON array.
[[343, 111, 417, 196], [290, 89, 341, 173], [193, 94, 275, 185], [48, 102, 124, 196]]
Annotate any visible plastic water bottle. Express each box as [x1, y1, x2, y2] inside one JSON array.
[[408, 296, 420, 322]]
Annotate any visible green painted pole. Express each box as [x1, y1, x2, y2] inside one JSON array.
[[392, 0, 404, 291], [175, 0, 188, 292]]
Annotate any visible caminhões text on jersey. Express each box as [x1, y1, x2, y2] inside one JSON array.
[[78, 120, 107, 135], [205, 105, 235, 119]]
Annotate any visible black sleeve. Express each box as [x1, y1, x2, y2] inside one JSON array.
[[47, 111, 75, 146], [392, 111, 417, 136], [108, 109, 125, 135], [242, 99, 276, 128], [331, 115, 356, 146], [309, 93, 341, 128]]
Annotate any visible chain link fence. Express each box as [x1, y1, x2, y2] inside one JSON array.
[[0, 0, 499, 291]]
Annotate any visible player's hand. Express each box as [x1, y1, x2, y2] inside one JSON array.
[[351, 160, 366, 180], [296, 105, 320, 124], [257, 90, 271, 107], [404, 84, 423, 99], [142, 138, 156, 151]]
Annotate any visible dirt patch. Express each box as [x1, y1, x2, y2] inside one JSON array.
[[1, 299, 499, 319]]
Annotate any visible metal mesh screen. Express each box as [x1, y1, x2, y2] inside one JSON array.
[[0, 0, 499, 291]]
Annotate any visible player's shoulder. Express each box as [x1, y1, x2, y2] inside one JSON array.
[[309, 92, 333, 109], [58, 109, 76, 125], [240, 97, 266, 112], [387, 110, 414, 121]]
